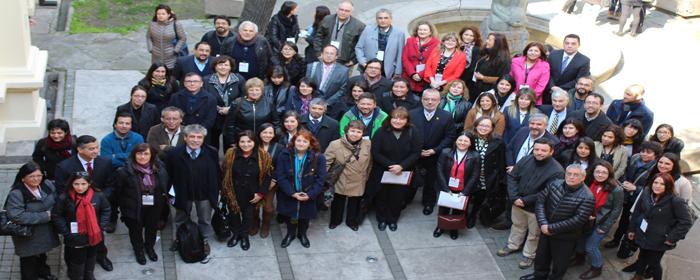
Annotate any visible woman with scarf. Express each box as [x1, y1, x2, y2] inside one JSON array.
[[458, 26, 482, 97], [401, 21, 440, 94], [53, 173, 110, 280], [254, 123, 284, 238], [32, 119, 77, 181], [377, 78, 421, 114], [438, 80, 472, 135], [221, 131, 273, 250], [265, 1, 300, 54], [468, 117, 506, 227], [622, 119, 645, 157], [463, 92, 505, 136], [204, 55, 245, 151], [553, 118, 585, 165], [286, 77, 319, 116], [326, 120, 372, 231], [276, 131, 326, 248], [424, 32, 467, 90], [138, 62, 179, 113], [114, 144, 168, 264]]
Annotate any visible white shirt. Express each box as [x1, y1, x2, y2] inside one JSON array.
[[516, 133, 544, 163], [77, 155, 93, 172], [548, 108, 567, 129], [424, 109, 435, 121], [310, 115, 323, 124], [165, 127, 182, 147]]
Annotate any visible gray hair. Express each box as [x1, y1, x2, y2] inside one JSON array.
[[161, 106, 184, 118], [528, 112, 549, 124], [422, 88, 440, 97], [182, 124, 208, 137], [550, 88, 570, 104], [566, 163, 587, 175], [238, 21, 259, 33], [376, 8, 392, 17], [310, 98, 328, 109]]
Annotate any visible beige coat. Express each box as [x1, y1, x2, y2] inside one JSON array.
[[324, 138, 372, 197], [147, 19, 186, 69], [594, 142, 628, 180]]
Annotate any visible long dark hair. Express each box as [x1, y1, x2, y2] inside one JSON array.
[[152, 4, 176, 21], [257, 123, 277, 145], [66, 172, 95, 192], [14, 162, 42, 186], [128, 143, 159, 170], [279, 1, 298, 16], [647, 152, 682, 183], [237, 130, 259, 151], [312, 5, 331, 30], [649, 173, 676, 200], [141, 63, 174, 89], [569, 137, 599, 169], [592, 161, 619, 192], [482, 33, 510, 63], [556, 118, 585, 138]]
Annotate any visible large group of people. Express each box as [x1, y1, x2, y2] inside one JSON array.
[[6, 1, 693, 280]]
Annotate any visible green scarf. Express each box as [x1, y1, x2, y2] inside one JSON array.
[[443, 93, 461, 115]]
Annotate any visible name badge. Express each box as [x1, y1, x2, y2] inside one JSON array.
[[415, 64, 425, 73], [70, 222, 79, 234], [640, 219, 648, 232], [448, 177, 460, 188], [142, 195, 155, 206], [330, 41, 341, 49], [435, 73, 443, 82], [376, 50, 385, 61], [519, 84, 530, 90], [238, 62, 249, 73], [362, 136, 370, 140], [286, 37, 296, 43]]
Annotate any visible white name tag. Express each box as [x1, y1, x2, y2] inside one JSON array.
[[376, 50, 385, 61], [448, 177, 460, 188], [362, 136, 370, 140], [330, 41, 341, 49], [519, 84, 530, 90], [286, 37, 296, 43], [415, 64, 425, 73], [238, 62, 249, 73], [70, 222, 79, 234], [640, 219, 648, 232], [435, 73, 443, 82], [142, 195, 154, 206]]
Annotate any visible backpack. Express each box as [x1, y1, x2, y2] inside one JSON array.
[[176, 221, 206, 263]]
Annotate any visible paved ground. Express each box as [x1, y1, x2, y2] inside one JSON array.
[[1, 0, 699, 279]]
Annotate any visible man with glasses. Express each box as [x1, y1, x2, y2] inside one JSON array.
[[566, 93, 612, 140], [168, 73, 217, 132], [147, 106, 186, 160], [348, 59, 392, 98], [355, 9, 405, 78], [306, 45, 349, 111], [312, 1, 366, 69]]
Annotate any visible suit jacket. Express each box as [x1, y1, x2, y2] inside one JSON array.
[[502, 107, 541, 144], [168, 89, 218, 130], [306, 61, 349, 108], [312, 15, 366, 64], [173, 55, 213, 83], [547, 50, 590, 91], [146, 123, 185, 160], [538, 105, 569, 134], [506, 127, 560, 166], [165, 145, 221, 209], [409, 107, 455, 155], [567, 109, 612, 140], [354, 25, 406, 77], [54, 155, 114, 198], [606, 99, 654, 136], [115, 102, 160, 138], [300, 114, 339, 153]]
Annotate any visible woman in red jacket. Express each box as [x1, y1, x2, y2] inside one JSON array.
[[424, 33, 467, 91], [401, 21, 440, 95]]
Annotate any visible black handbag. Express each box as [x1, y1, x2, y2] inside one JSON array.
[[211, 199, 231, 241], [323, 153, 353, 207], [0, 193, 33, 237]]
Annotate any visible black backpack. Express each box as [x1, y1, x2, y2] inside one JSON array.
[[176, 221, 206, 263]]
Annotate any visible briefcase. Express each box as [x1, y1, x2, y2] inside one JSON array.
[[438, 214, 467, 230]]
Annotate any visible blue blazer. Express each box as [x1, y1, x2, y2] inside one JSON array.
[[502, 106, 541, 144], [168, 89, 218, 130], [275, 149, 326, 220], [408, 107, 455, 153], [506, 127, 560, 166], [606, 99, 654, 136], [547, 50, 590, 91], [173, 55, 213, 83]]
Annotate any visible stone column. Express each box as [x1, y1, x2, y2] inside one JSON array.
[[0, 0, 48, 154]]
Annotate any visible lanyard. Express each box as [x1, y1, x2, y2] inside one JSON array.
[[417, 40, 426, 63], [452, 151, 468, 176], [334, 17, 347, 40]]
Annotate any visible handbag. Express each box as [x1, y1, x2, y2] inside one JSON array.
[[437, 191, 469, 210], [438, 214, 467, 230], [211, 199, 231, 241], [172, 20, 189, 57], [0, 194, 32, 237]]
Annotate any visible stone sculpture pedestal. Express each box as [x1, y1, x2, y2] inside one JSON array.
[[204, 0, 244, 17], [480, 17, 530, 54]]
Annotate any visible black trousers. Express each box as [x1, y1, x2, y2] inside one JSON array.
[[330, 194, 361, 227], [467, 189, 486, 223], [65, 245, 97, 280], [123, 217, 158, 252], [612, 202, 632, 243], [20, 253, 51, 280], [407, 160, 438, 207], [635, 249, 665, 280], [229, 203, 254, 236], [533, 235, 577, 280], [377, 184, 408, 223], [96, 241, 108, 263], [285, 218, 309, 236]]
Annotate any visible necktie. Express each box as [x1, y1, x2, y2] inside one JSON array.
[[561, 55, 570, 74], [549, 112, 559, 134], [190, 150, 197, 160], [86, 161, 93, 177], [312, 119, 319, 126]]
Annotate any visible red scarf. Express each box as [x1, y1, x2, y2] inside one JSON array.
[[46, 135, 73, 158], [70, 188, 102, 246], [589, 181, 609, 216]]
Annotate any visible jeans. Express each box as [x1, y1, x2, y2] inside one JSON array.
[[585, 228, 607, 267]]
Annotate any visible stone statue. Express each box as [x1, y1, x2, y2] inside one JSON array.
[[481, 0, 530, 52]]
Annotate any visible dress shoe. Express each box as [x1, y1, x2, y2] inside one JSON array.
[[467, 217, 477, 229], [281, 234, 295, 248], [388, 223, 398, 231], [97, 257, 113, 271], [422, 206, 434, 215], [104, 221, 116, 234], [579, 266, 602, 279], [227, 235, 239, 247], [349, 225, 359, 231], [145, 247, 158, 262], [604, 240, 620, 249], [622, 262, 638, 273], [450, 230, 458, 240], [135, 251, 147, 265], [433, 227, 443, 238], [203, 240, 211, 256], [240, 236, 250, 251], [377, 222, 387, 231], [298, 234, 310, 248], [491, 223, 510, 230], [169, 240, 179, 251], [249, 225, 259, 236], [329, 223, 339, 229], [519, 273, 537, 280]]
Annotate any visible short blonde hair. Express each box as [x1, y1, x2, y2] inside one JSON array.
[[245, 78, 264, 93]]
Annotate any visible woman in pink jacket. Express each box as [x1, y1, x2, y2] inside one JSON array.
[[509, 42, 550, 105]]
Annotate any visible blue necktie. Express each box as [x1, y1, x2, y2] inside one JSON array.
[[561, 55, 570, 74]]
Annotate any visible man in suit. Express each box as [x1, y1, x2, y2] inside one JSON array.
[[300, 98, 340, 153], [115, 86, 159, 139], [147, 106, 186, 160], [606, 84, 654, 135], [547, 34, 590, 104], [199, 16, 234, 57], [354, 9, 405, 78], [312, 1, 366, 67], [166, 124, 220, 257], [567, 93, 612, 140], [506, 113, 560, 169], [220, 21, 273, 80], [173, 42, 213, 83], [566, 76, 594, 112], [407, 88, 455, 215], [168, 73, 217, 131], [54, 135, 115, 271], [306, 45, 349, 111], [348, 59, 393, 99], [538, 88, 570, 135]]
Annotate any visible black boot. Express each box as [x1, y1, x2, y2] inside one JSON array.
[[134, 250, 146, 265], [227, 234, 239, 247], [240, 236, 250, 251], [298, 233, 310, 248], [145, 246, 158, 261], [281, 234, 295, 248]]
